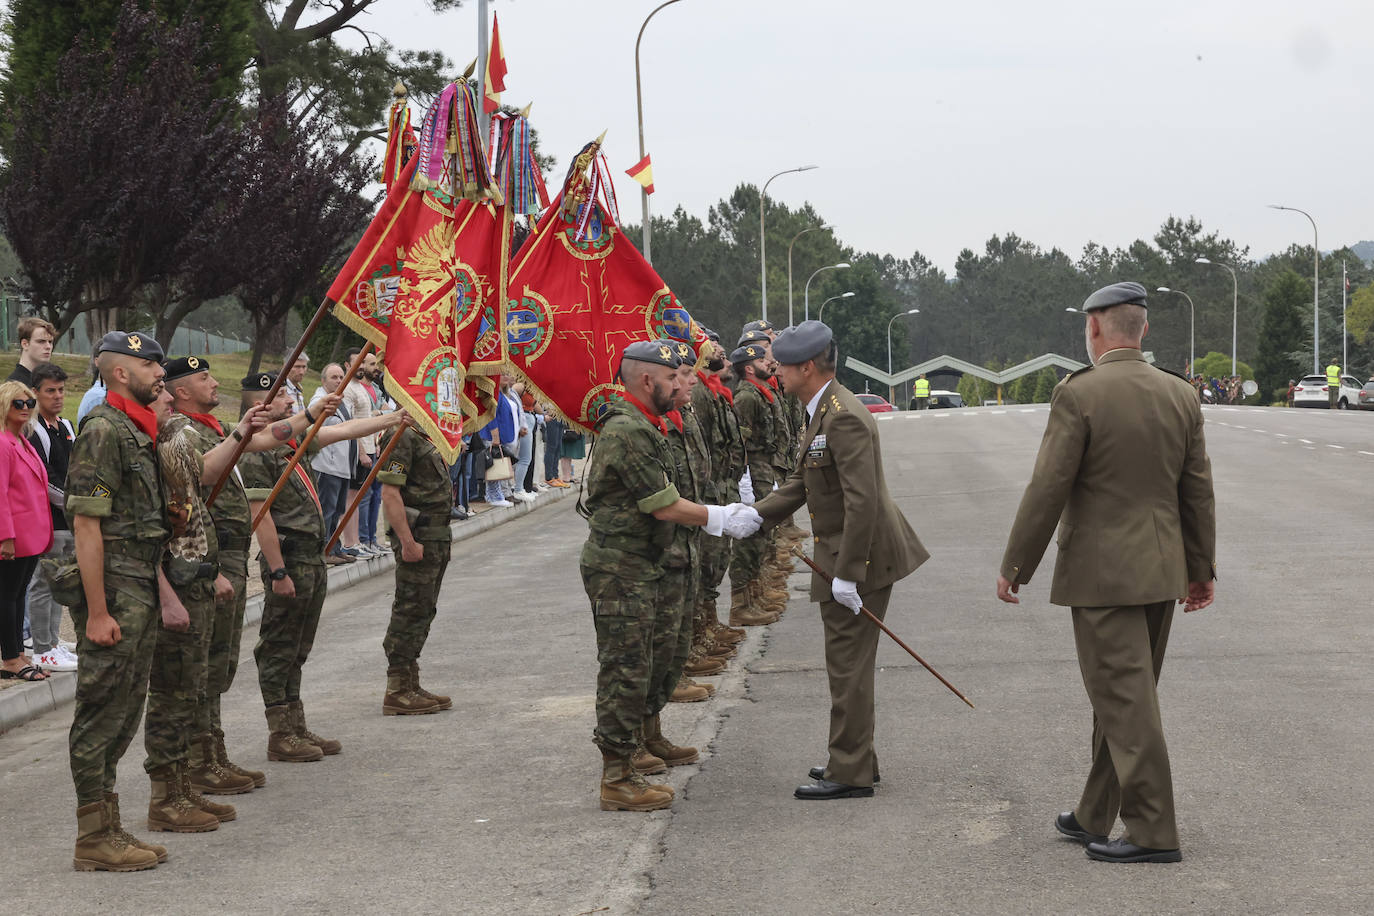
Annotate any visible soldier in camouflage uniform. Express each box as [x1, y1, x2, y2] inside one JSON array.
[[580, 340, 762, 812], [64, 331, 169, 872], [727, 342, 784, 626], [165, 357, 344, 794], [377, 419, 454, 715], [239, 372, 399, 763]]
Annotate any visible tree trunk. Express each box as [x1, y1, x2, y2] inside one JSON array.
[[154, 297, 202, 351]]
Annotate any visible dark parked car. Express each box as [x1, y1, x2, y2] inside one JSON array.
[[929, 389, 964, 409]]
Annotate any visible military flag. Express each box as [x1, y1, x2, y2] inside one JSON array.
[[625, 154, 654, 194], [484, 14, 508, 114]]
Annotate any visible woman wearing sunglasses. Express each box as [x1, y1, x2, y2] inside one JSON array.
[[0, 380, 54, 681]]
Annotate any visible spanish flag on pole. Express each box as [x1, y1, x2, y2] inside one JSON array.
[[484, 14, 507, 114], [626, 153, 654, 194]]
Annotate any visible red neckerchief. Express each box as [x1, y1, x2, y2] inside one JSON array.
[[621, 391, 668, 435], [744, 376, 775, 403], [105, 390, 159, 439], [285, 439, 323, 512], [698, 371, 735, 405], [767, 376, 781, 392], [183, 411, 223, 436], [664, 409, 684, 433]]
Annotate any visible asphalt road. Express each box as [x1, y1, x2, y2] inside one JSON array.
[[1, 403, 1370, 914]]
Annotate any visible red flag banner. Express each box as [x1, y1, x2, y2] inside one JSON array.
[[326, 156, 506, 461], [625, 153, 654, 194], [504, 145, 700, 431], [484, 14, 508, 114]]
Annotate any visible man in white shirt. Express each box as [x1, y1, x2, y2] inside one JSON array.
[[283, 353, 309, 415], [311, 363, 355, 565]]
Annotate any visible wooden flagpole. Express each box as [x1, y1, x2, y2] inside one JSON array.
[[207, 296, 335, 506], [250, 342, 376, 531]]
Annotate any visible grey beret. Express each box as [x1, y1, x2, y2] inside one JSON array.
[[737, 328, 771, 347], [771, 319, 833, 365], [97, 330, 165, 362], [1082, 281, 1148, 312], [619, 339, 682, 373], [742, 319, 774, 334], [730, 343, 769, 364]]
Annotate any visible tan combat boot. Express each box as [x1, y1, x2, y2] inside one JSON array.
[[644, 713, 699, 766], [74, 800, 159, 872], [181, 767, 235, 823], [729, 583, 778, 627], [753, 579, 788, 616], [104, 793, 166, 864], [683, 649, 726, 677], [409, 662, 452, 710], [289, 700, 341, 755], [147, 765, 220, 833], [188, 733, 255, 795], [711, 620, 746, 645], [600, 753, 673, 812], [670, 676, 712, 702], [631, 727, 667, 775], [214, 728, 266, 788], [265, 704, 323, 762], [383, 666, 441, 716]]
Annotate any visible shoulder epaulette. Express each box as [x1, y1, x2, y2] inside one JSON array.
[[1155, 365, 1190, 383], [1063, 364, 1094, 383]]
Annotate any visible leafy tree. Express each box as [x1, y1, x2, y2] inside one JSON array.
[[1253, 270, 1309, 399], [1033, 366, 1058, 402], [0, 4, 249, 338], [1192, 351, 1253, 383]]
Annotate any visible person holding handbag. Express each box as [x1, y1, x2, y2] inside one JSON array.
[[1, 380, 55, 681], [479, 377, 518, 508]]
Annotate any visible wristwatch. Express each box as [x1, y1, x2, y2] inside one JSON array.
[[269, 567, 289, 581], [231, 428, 244, 442]]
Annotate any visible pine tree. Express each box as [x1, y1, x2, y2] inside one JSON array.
[[1254, 270, 1309, 400]]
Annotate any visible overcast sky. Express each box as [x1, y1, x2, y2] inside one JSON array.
[[367, 0, 1372, 272]]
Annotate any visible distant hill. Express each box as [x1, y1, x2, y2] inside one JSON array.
[[1348, 240, 1374, 265]]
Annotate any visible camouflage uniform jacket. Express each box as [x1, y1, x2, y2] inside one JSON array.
[[185, 415, 252, 552], [579, 402, 680, 581], [240, 441, 325, 553], [376, 426, 453, 540], [732, 380, 777, 488], [65, 402, 169, 576], [660, 408, 710, 569]]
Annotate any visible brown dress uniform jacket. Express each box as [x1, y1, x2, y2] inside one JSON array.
[[1001, 348, 1216, 606], [757, 379, 928, 599]]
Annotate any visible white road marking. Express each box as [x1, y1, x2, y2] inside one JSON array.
[[1234, 425, 1248, 430], [1299, 439, 1314, 444], [1359, 451, 1374, 457], [1020, 408, 1037, 413], [1274, 433, 1287, 437], [933, 413, 950, 418], [989, 410, 1006, 415], [1327, 444, 1344, 449], [1251, 429, 1265, 433]]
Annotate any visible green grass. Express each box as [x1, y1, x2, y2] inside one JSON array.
[[2, 349, 330, 426]]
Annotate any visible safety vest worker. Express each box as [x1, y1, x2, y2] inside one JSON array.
[[1326, 363, 1341, 408], [913, 377, 930, 409]]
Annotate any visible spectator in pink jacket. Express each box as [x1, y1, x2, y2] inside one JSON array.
[[1, 379, 54, 681]]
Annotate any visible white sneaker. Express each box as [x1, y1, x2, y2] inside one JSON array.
[[535, 482, 550, 491], [59, 639, 77, 652], [511, 491, 535, 503], [372, 542, 393, 554], [56, 645, 79, 667], [489, 499, 514, 508], [35, 649, 77, 672]]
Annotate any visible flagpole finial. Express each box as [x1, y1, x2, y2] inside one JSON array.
[[519, 102, 532, 118], [594, 129, 608, 147], [392, 80, 408, 99], [462, 58, 477, 80]]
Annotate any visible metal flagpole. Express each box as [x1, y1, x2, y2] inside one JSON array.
[[476, 0, 490, 139], [1343, 260, 1347, 372]]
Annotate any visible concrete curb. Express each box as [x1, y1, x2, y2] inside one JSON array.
[[0, 486, 575, 736]]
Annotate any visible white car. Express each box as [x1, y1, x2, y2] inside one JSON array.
[[1292, 374, 1363, 409]]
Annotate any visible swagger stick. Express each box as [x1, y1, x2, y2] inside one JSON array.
[[791, 546, 975, 709], [207, 296, 336, 506], [250, 342, 376, 531], [324, 425, 406, 555]]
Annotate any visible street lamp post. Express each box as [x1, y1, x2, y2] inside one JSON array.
[[888, 308, 920, 404], [817, 292, 854, 324], [759, 165, 818, 323], [1194, 257, 1238, 376], [804, 262, 849, 322], [1267, 204, 1320, 374], [634, 0, 685, 265], [1156, 287, 1195, 377], [787, 224, 830, 326]]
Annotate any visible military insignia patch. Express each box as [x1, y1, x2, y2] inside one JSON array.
[[92, 484, 111, 498], [187, 356, 200, 369], [127, 335, 142, 351], [658, 344, 672, 361], [388, 461, 404, 474]]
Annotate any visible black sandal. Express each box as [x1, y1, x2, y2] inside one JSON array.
[[1, 665, 48, 681]]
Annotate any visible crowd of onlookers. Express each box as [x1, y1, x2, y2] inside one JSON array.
[[1, 318, 587, 681], [1190, 374, 1247, 405]]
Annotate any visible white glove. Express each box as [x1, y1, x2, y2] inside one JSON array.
[[832, 578, 863, 615], [703, 504, 726, 537], [771, 480, 779, 491], [721, 503, 763, 539], [738, 468, 755, 506]]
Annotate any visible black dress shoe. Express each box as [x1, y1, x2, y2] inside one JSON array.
[[808, 766, 880, 784], [1085, 838, 1182, 864], [1055, 811, 1107, 845], [794, 779, 873, 800]]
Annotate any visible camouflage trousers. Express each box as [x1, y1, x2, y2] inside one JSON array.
[[196, 548, 249, 734], [648, 565, 696, 716], [68, 574, 159, 805], [583, 568, 674, 757], [699, 525, 733, 603], [144, 578, 214, 773], [384, 534, 451, 666], [255, 556, 327, 707], [729, 526, 772, 585]]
